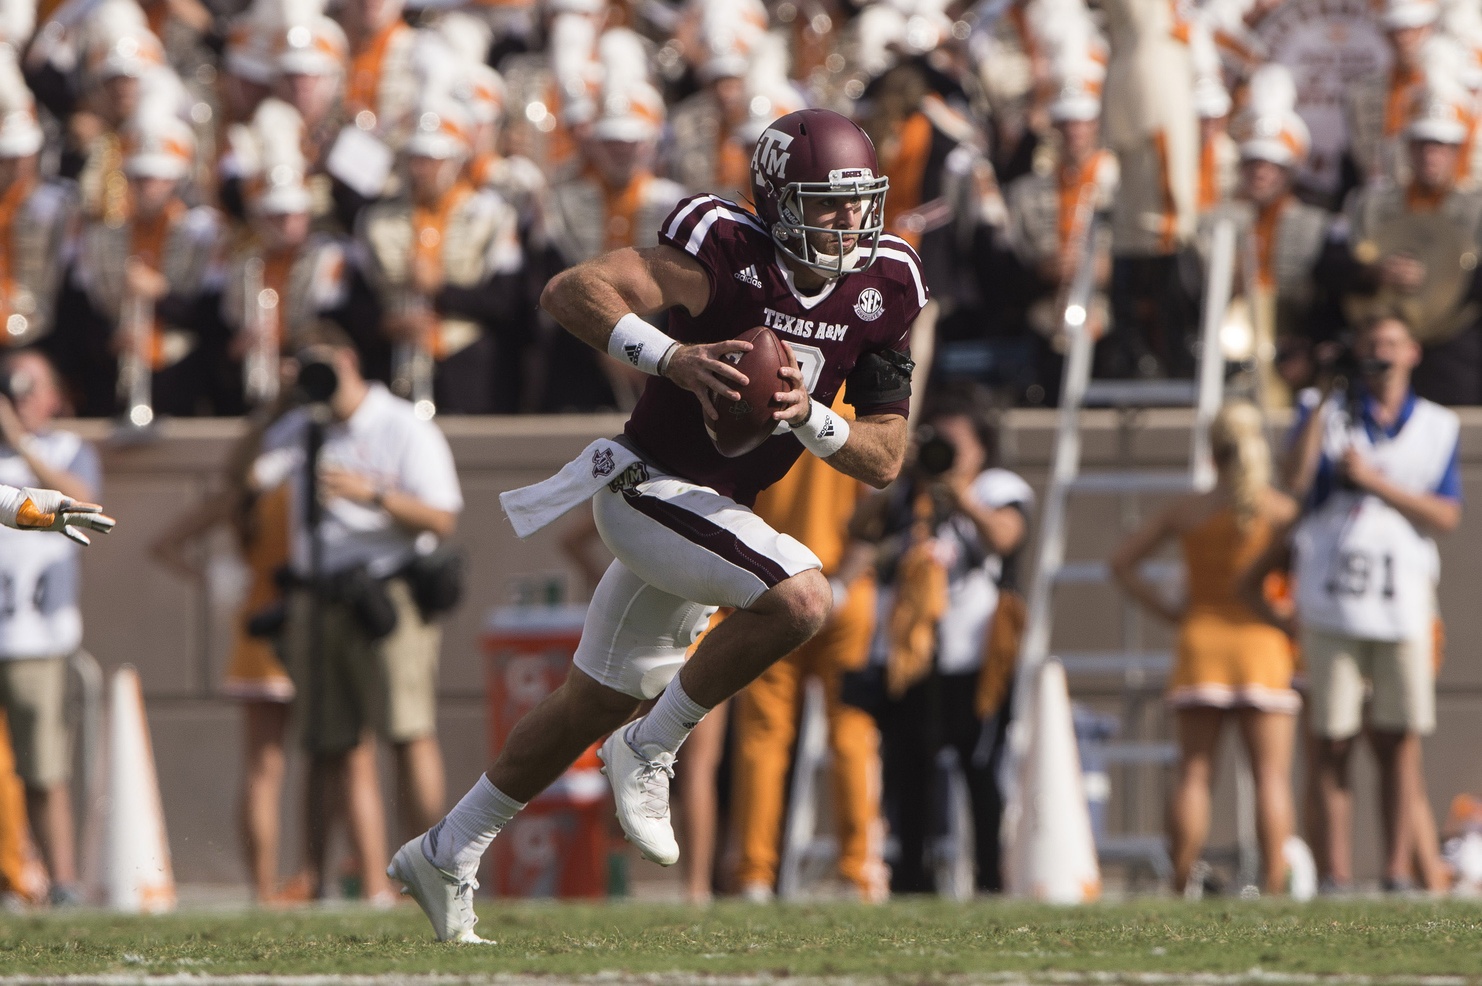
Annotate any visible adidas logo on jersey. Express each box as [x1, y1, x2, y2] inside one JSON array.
[[624, 343, 644, 366], [734, 265, 762, 288]]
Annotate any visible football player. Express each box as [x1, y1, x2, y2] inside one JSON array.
[[390, 108, 927, 942]]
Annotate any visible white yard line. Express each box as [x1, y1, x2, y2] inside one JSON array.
[[0, 973, 1475, 986]]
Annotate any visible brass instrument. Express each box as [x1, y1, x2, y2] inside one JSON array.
[[391, 295, 437, 420], [1029, 168, 1105, 350], [242, 257, 281, 406], [117, 277, 154, 429], [1347, 213, 1479, 346]]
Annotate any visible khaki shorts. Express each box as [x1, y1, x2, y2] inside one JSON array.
[[1301, 627, 1435, 739], [0, 655, 70, 787], [284, 578, 441, 754]]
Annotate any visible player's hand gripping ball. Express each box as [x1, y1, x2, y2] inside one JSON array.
[[706, 326, 793, 458]]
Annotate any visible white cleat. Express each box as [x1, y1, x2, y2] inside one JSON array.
[[598, 721, 680, 866], [387, 834, 492, 944]]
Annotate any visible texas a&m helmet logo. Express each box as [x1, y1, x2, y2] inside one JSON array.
[[854, 287, 884, 322], [752, 128, 793, 182]]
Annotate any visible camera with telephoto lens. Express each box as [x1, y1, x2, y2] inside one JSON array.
[[293, 356, 339, 405], [1317, 333, 1391, 390], [914, 427, 957, 478]]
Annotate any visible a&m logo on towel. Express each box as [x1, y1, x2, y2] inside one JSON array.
[[591, 446, 615, 477]]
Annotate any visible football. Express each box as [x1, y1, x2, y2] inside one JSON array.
[[706, 326, 794, 458]]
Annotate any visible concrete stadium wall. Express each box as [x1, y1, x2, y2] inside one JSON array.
[[66, 408, 1482, 890]]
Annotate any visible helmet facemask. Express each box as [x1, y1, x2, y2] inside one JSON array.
[[771, 170, 889, 279]]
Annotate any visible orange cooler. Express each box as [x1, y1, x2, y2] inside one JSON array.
[[483, 605, 612, 898]]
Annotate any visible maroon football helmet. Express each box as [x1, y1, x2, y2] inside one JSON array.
[[749, 108, 889, 279]]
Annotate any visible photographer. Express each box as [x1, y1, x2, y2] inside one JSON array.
[[257, 323, 463, 900], [854, 390, 1032, 894], [0, 351, 101, 906], [1284, 313, 1461, 893]]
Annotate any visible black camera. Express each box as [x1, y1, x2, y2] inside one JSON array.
[[915, 427, 957, 477], [294, 356, 339, 405], [1318, 335, 1390, 388]]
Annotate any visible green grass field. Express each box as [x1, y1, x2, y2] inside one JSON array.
[[2, 898, 1482, 981]]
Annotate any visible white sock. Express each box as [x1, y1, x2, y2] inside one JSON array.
[[629, 677, 711, 756], [423, 774, 525, 881]]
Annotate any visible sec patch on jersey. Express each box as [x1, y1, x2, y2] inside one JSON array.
[[706, 326, 792, 458]]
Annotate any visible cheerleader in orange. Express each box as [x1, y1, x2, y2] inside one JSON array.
[[1111, 403, 1299, 894]]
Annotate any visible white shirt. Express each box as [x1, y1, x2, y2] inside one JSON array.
[[0, 431, 99, 658], [1291, 390, 1460, 641], [934, 469, 1035, 675], [259, 383, 463, 576]]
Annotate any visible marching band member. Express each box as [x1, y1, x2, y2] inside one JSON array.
[[666, 0, 767, 202], [1209, 65, 1329, 401], [1345, 0, 1438, 190], [221, 101, 351, 410], [358, 91, 524, 414], [0, 47, 73, 352], [1324, 77, 1482, 405], [1005, 44, 1116, 397], [75, 97, 223, 416], [544, 74, 684, 409]]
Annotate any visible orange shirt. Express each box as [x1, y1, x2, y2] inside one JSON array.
[[750, 395, 860, 573]]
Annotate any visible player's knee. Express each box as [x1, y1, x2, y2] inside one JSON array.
[[776, 569, 832, 638]]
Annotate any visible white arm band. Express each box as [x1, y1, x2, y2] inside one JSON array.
[[608, 313, 679, 376], [789, 398, 850, 458]]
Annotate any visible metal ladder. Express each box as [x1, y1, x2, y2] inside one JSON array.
[[1007, 218, 1239, 886]]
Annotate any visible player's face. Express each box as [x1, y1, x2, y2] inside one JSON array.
[[1410, 138, 1459, 191], [1240, 158, 1289, 206], [800, 193, 866, 258]]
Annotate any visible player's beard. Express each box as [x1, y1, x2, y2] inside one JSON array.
[[808, 231, 861, 273]]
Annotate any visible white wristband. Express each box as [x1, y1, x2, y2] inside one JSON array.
[[608, 313, 679, 376], [789, 398, 849, 458]]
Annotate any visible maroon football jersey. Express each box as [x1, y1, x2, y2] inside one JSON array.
[[624, 194, 929, 506]]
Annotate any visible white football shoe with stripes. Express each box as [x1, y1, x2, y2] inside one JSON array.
[[387, 834, 491, 944], [598, 720, 680, 866]]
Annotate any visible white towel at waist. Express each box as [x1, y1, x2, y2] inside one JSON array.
[[499, 438, 642, 539]]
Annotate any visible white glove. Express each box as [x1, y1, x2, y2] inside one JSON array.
[[0, 486, 117, 546]]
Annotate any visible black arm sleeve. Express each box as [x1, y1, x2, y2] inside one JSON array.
[[843, 347, 915, 409]]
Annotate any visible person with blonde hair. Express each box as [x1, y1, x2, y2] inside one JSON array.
[[1111, 402, 1300, 894]]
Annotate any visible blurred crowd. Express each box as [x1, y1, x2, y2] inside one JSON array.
[[4, 0, 1482, 417]]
